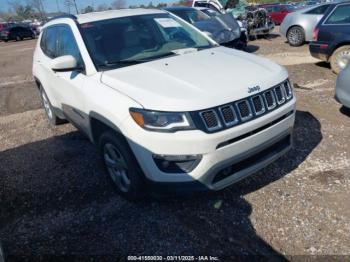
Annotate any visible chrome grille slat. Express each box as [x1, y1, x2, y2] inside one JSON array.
[[236, 100, 253, 121], [197, 80, 293, 133], [264, 90, 277, 110], [251, 95, 266, 116], [199, 110, 221, 131], [274, 85, 285, 105], [219, 105, 238, 127], [283, 81, 293, 100]]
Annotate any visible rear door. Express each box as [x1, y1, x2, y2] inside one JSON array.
[[17, 27, 26, 38], [265, 6, 279, 24], [10, 27, 18, 39], [319, 4, 350, 51], [273, 6, 285, 24]]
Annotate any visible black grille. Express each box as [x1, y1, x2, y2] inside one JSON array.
[[196, 80, 293, 133], [284, 82, 292, 99], [252, 95, 264, 114], [220, 106, 237, 125], [275, 86, 285, 104], [201, 110, 219, 129], [237, 100, 251, 119], [264, 91, 276, 109]]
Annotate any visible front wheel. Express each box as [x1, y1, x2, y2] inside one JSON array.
[[99, 131, 145, 200], [287, 26, 305, 47], [330, 45, 350, 74]]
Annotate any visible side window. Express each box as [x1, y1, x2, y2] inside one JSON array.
[[306, 5, 330, 15], [40, 27, 58, 58], [274, 6, 281, 12], [56, 26, 83, 65], [325, 5, 350, 24], [265, 7, 274, 12]]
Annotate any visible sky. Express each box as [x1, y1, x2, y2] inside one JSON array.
[[0, 0, 177, 13]]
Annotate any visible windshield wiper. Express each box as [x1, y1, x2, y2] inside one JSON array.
[[100, 53, 177, 68], [103, 59, 145, 66]]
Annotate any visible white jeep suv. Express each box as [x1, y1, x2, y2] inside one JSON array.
[[33, 9, 296, 199]]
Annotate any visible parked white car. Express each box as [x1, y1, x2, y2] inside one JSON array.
[[33, 9, 296, 199]]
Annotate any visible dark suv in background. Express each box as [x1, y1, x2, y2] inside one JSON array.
[[310, 2, 350, 74], [0, 26, 36, 42]]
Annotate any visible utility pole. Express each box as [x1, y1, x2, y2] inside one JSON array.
[[55, 0, 60, 12], [38, 0, 46, 20], [72, 0, 79, 14]]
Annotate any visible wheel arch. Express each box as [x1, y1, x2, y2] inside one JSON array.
[[329, 42, 350, 61], [34, 77, 41, 90], [89, 111, 124, 146], [286, 24, 305, 36]]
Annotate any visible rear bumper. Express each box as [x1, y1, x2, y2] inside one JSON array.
[[309, 42, 330, 62]]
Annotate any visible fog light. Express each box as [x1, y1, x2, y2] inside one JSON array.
[[153, 154, 202, 173]]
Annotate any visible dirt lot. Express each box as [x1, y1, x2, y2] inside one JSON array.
[[0, 30, 350, 260]]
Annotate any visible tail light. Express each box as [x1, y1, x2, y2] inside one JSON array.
[[313, 28, 319, 41]]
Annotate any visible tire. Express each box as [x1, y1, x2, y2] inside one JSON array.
[[99, 131, 145, 200], [39, 86, 66, 126], [16, 36, 21, 41], [287, 26, 305, 47], [31, 33, 36, 39], [330, 45, 350, 74]]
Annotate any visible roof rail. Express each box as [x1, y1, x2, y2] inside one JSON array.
[[48, 14, 77, 23]]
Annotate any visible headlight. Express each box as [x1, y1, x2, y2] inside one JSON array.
[[129, 108, 195, 132]]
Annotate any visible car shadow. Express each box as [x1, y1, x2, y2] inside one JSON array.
[[315, 61, 331, 70], [340, 106, 350, 117], [246, 45, 260, 53], [0, 110, 321, 259]]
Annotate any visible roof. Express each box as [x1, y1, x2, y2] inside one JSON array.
[[163, 6, 195, 11], [76, 8, 166, 24]]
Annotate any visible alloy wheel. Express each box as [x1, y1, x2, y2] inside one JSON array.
[[103, 143, 131, 193], [288, 28, 303, 46], [41, 90, 53, 119], [335, 49, 350, 71]]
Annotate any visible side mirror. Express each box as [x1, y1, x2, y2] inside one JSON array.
[[51, 55, 83, 72]]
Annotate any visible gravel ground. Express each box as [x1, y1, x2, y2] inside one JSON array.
[[0, 30, 350, 260]]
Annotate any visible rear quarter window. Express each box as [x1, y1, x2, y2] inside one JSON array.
[[325, 5, 350, 24], [305, 5, 330, 15]]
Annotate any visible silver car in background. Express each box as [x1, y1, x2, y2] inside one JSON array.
[[335, 62, 350, 109], [280, 3, 331, 46]]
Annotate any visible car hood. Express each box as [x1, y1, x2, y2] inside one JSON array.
[[194, 14, 241, 43], [101, 46, 288, 112]]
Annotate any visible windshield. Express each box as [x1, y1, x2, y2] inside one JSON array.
[[170, 9, 211, 23], [80, 13, 215, 71]]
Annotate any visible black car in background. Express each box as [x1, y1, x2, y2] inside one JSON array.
[[0, 26, 36, 42], [309, 2, 350, 74]]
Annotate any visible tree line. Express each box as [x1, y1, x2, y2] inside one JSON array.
[[0, 0, 172, 22]]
